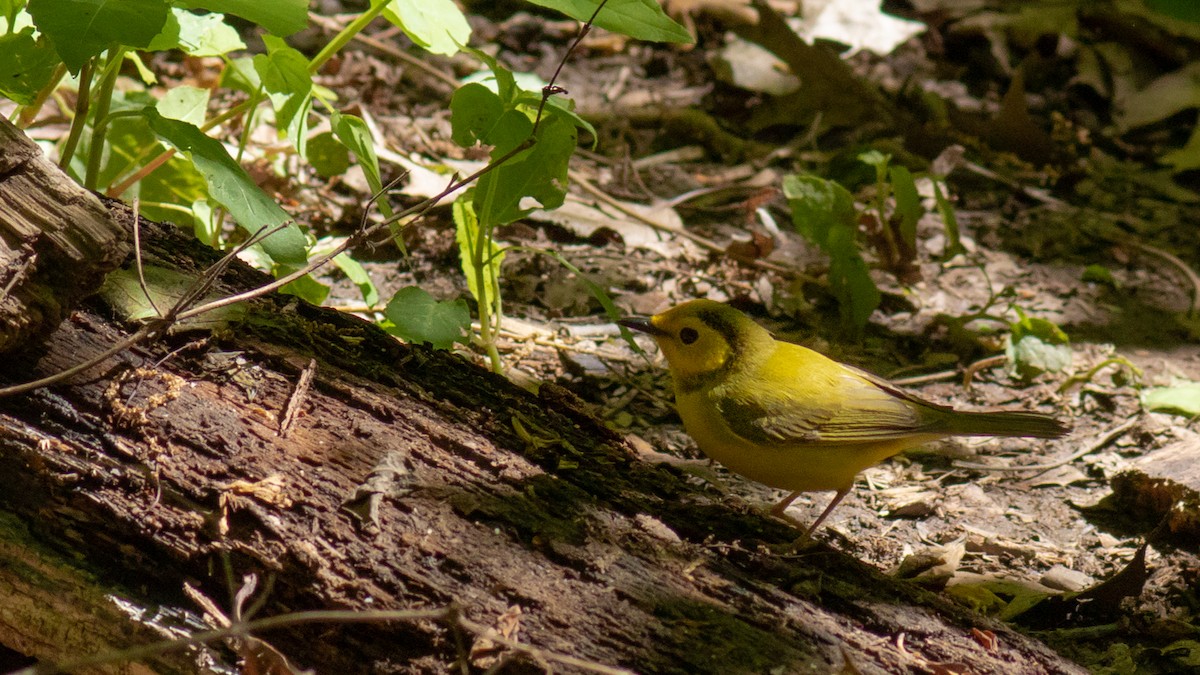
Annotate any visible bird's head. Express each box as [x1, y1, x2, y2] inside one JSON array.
[[620, 300, 773, 390]]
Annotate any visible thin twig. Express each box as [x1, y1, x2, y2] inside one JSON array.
[[20, 605, 635, 675], [131, 198, 162, 318], [1129, 240, 1200, 317]]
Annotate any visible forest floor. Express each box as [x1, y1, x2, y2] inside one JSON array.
[[256, 3, 1200, 672]]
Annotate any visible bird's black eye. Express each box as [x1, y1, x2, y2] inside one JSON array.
[[679, 327, 699, 345]]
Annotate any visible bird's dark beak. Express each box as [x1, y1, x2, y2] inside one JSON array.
[[618, 317, 667, 336]]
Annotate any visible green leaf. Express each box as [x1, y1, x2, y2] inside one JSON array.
[[1141, 381, 1200, 416], [384, 286, 469, 349], [475, 113, 576, 225], [1081, 264, 1119, 289], [143, 107, 308, 265], [101, 265, 245, 331], [826, 224, 881, 329], [1006, 310, 1071, 378], [0, 28, 58, 105], [379, 0, 470, 56], [450, 82, 505, 147], [27, 0, 168, 73], [782, 173, 880, 329], [333, 253, 379, 306], [515, 91, 596, 143], [220, 55, 260, 94], [462, 46, 518, 102], [76, 90, 162, 190], [525, 0, 691, 44], [279, 270, 330, 305], [890, 165, 921, 250], [254, 34, 313, 156], [858, 149, 889, 170], [1147, 0, 1200, 23], [307, 131, 350, 177], [781, 173, 857, 244], [155, 85, 210, 126], [179, 0, 307, 37], [148, 8, 244, 56], [330, 111, 390, 217], [931, 177, 965, 259]]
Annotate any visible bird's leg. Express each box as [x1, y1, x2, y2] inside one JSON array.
[[769, 491, 802, 519], [803, 487, 850, 538]]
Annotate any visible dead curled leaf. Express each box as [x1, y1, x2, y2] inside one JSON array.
[[469, 605, 524, 668]]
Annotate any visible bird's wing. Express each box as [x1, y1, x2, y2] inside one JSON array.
[[716, 361, 949, 447]]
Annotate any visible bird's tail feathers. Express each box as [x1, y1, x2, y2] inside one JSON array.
[[946, 410, 1069, 439]]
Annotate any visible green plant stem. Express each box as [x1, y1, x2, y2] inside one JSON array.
[[308, 3, 390, 75], [84, 46, 127, 189], [58, 59, 94, 170], [473, 181, 503, 374], [16, 63, 67, 128]]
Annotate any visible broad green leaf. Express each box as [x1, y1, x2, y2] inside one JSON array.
[[858, 149, 889, 170], [781, 173, 857, 245], [1147, 0, 1200, 24], [191, 198, 219, 246], [475, 113, 576, 225], [380, 0, 470, 56], [307, 131, 350, 178], [28, 0, 168, 73], [1006, 334, 1072, 379], [156, 85, 210, 126], [1141, 381, 1200, 416], [143, 107, 307, 265], [220, 56, 260, 94], [0, 28, 58, 104], [1161, 122, 1200, 172], [515, 91, 596, 143], [255, 34, 313, 156], [826, 224, 881, 328], [450, 82, 505, 147], [782, 173, 880, 329], [384, 286, 469, 349], [134, 154, 210, 224], [1081, 264, 1119, 289], [72, 90, 160, 189], [526, 0, 691, 44], [1006, 310, 1071, 378], [101, 265, 245, 331], [180, 0, 307, 37], [148, 8, 244, 56]]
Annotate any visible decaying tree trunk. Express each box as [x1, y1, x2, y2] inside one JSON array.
[[0, 150, 1088, 675], [0, 117, 129, 353]]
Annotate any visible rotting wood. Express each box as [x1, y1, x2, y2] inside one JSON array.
[[0, 118, 129, 353], [0, 211, 1089, 674]]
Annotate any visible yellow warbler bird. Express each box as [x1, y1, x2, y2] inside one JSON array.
[[620, 299, 1068, 535]]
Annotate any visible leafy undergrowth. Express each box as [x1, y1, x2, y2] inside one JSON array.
[[7, 0, 1200, 672]]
